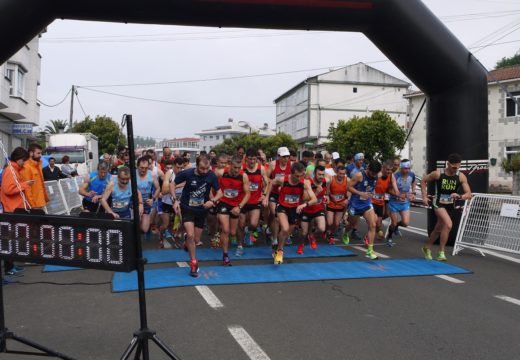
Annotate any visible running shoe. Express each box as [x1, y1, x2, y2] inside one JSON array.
[[393, 228, 402, 237], [422, 246, 432, 260], [366, 249, 379, 260], [5, 269, 24, 277], [164, 229, 174, 240], [309, 234, 318, 250], [386, 239, 396, 247], [297, 243, 304, 255], [341, 232, 350, 245], [377, 229, 385, 239], [252, 231, 258, 243], [244, 232, 254, 247], [436, 251, 447, 261], [235, 245, 244, 257], [351, 230, 361, 241], [189, 259, 199, 277], [223, 254, 232, 266], [274, 249, 284, 264]]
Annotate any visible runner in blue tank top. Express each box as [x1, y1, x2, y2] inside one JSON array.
[[136, 157, 161, 233], [79, 161, 111, 213], [386, 159, 416, 245], [100, 166, 143, 219], [348, 160, 381, 260]]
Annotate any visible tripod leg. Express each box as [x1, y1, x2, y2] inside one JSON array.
[[10, 334, 76, 360], [142, 340, 150, 360], [133, 342, 142, 360], [152, 334, 182, 360], [120, 336, 139, 360]]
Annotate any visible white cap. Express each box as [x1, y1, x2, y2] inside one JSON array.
[[332, 152, 340, 160], [277, 147, 290, 157]]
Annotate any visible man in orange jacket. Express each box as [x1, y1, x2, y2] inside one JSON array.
[[21, 143, 48, 209]]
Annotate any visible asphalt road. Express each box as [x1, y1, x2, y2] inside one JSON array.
[[2, 207, 520, 360]]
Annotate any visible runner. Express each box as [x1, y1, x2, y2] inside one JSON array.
[[237, 149, 269, 256], [266, 147, 292, 250], [173, 155, 222, 277], [299, 165, 328, 254], [136, 156, 161, 234], [372, 161, 398, 244], [207, 153, 228, 247], [158, 159, 176, 248], [348, 160, 382, 260], [100, 166, 144, 219], [392, 156, 401, 173], [265, 162, 317, 264], [79, 161, 112, 213], [326, 164, 349, 245], [420, 153, 472, 261], [386, 159, 416, 245], [215, 155, 250, 265], [346, 153, 366, 240]]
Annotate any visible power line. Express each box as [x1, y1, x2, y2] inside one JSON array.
[[473, 23, 520, 53], [75, 91, 88, 118], [37, 89, 71, 107]]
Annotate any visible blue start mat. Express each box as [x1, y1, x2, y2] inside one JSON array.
[[42, 246, 355, 272], [111, 259, 471, 292]]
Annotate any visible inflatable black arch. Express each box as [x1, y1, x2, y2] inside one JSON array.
[[0, 0, 488, 233]]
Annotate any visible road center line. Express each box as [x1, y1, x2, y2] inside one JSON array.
[[494, 295, 520, 307], [228, 325, 271, 360], [351, 245, 390, 259], [176, 262, 224, 309], [435, 275, 465, 284]]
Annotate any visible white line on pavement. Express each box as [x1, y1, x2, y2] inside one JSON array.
[[410, 210, 424, 214], [435, 275, 465, 284], [228, 326, 271, 360], [176, 262, 224, 309], [494, 295, 520, 307], [479, 249, 520, 265], [351, 245, 390, 259], [400, 226, 428, 237]]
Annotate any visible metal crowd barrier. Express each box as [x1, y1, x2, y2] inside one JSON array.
[[453, 193, 520, 257], [44, 177, 84, 215]]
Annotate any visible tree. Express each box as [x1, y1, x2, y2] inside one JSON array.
[[44, 119, 68, 134], [325, 111, 406, 162], [71, 115, 126, 155], [211, 132, 297, 159], [134, 136, 156, 148], [501, 154, 520, 195], [496, 53, 520, 69]]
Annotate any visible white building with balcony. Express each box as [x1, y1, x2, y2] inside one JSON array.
[[158, 137, 200, 150], [196, 118, 276, 152], [0, 34, 42, 163], [274, 62, 410, 154]]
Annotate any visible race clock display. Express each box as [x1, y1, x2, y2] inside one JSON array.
[[0, 213, 136, 272]]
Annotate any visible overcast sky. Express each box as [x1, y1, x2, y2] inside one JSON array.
[[37, 0, 520, 140]]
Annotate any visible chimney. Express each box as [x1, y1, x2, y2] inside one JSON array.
[[228, 118, 234, 123]]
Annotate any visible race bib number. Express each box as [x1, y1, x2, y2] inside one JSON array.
[[384, 193, 390, 201], [189, 197, 204, 207], [250, 182, 259, 191], [284, 194, 300, 204], [113, 200, 129, 209], [332, 193, 345, 202], [224, 189, 239, 198], [373, 193, 384, 200], [439, 194, 453, 205], [275, 173, 285, 180]]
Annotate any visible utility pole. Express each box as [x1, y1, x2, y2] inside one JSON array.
[[69, 85, 75, 131]]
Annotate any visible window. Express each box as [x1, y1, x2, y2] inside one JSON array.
[[505, 146, 520, 161], [4, 63, 26, 98], [353, 87, 358, 93], [16, 68, 25, 98], [506, 91, 520, 117], [216, 135, 219, 140], [209, 135, 213, 140]]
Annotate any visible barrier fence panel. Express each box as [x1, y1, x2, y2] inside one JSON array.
[[43, 180, 69, 215], [453, 193, 520, 256], [59, 178, 82, 210]]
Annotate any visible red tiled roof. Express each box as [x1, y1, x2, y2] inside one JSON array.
[[487, 65, 520, 82]]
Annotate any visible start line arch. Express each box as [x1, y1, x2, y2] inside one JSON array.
[[0, 0, 488, 233]]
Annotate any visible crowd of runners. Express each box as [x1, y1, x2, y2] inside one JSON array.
[[78, 146, 472, 277]]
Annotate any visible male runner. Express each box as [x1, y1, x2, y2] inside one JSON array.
[[348, 160, 382, 260], [266, 162, 317, 264], [79, 161, 112, 213], [299, 165, 328, 254], [326, 165, 349, 245], [101, 166, 144, 219], [208, 153, 228, 247], [346, 153, 366, 240], [136, 156, 161, 234], [386, 159, 416, 245], [420, 153, 471, 261], [372, 161, 397, 243]]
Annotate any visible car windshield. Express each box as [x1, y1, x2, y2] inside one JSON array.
[[46, 151, 85, 164]]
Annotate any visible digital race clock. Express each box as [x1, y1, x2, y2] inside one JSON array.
[[0, 213, 136, 272]]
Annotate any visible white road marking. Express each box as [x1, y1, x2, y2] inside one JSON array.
[[228, 326, 271, 360], [410, 210, 424, 214], [479, 249, 520, 265], [495, 295, 520, 307], [176, 262, 224, 309], [435, 275, 465, 284], [351, 245, 390, 259], [400, 226, 428, 237]]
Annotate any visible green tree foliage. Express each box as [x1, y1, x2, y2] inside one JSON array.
[[44, 119, 68, 134], [134, 136, 156, 148], [501, 153, 520, 173], [496, 53, 520, 69], [71, 115, 126, 155], [211, 132, 297, 159], [325, 111, 406, 162]]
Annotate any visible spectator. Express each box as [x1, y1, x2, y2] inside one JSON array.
[[21, 143, 48, 210], [43, 157, 68, 181], [60, 155, 78, 177]]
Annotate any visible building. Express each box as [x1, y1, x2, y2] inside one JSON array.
[[405, 64, 520, 193], [157, 137, 200, 150], [196, 118, 276, 152], [274, 62, 411, 153], [0, 34, 42, 164]]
